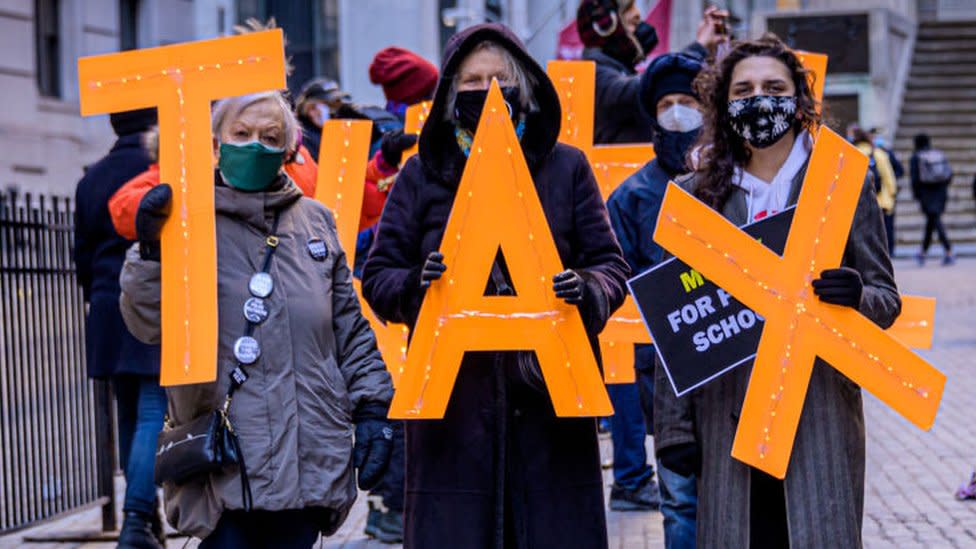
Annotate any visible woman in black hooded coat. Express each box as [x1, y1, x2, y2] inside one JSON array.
[[362, 23, 629, 549]]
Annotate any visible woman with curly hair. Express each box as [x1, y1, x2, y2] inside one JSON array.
[[652, 35, 900, 548]]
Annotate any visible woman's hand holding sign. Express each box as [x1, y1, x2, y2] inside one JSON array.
[[553, 269, 586, 305], [420, 251, 447, 288], [812, 267, 864, 309]]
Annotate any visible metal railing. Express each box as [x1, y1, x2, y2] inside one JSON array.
[[0, 191, 114, 534]]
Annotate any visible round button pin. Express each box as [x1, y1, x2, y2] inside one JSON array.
[[249, 272, 274, 298], [243, 297, 269, 324], [307, 238, 328, 261], [233, 336, 261, 365]]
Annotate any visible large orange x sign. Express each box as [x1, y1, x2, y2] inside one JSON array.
[[654, 127, 946, 478], [78, 31, 286, 385]]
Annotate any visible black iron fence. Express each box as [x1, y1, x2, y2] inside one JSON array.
[[0, 191, 114, 534]]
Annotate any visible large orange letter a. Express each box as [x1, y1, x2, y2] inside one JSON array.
[[389, 83, 612, 419]]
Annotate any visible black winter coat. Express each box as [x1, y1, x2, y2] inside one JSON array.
[[583, 43, 708, 145], [73, 133, 160, 378], [362, 23, 629, 549]]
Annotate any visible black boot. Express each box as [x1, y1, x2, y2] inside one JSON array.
[[150, 507, 166, 546], [118, 511, 164, 549]]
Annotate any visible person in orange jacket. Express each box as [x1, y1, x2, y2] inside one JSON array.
[[109, 125, 318, 239]]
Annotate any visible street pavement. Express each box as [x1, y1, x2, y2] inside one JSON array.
[[2, 258, 974, 548]]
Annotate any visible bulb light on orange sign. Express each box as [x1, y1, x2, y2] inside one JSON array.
[[389, 82, 612, 419], [313, 119, 409, 386], [653, 126, 946, 478], [78, 31, 286, 385], [887, 295, 936, 350]]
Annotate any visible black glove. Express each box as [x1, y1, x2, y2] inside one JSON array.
[[658, 442, 701, 477], [353, 402, 394, 491], [380, 129, 418, 168], [634, 22, 659, 56], [135, 183, 172, 261], [552, 270, 586, 305], [812, 267, 863, 309], [420, 252, 447, 288]]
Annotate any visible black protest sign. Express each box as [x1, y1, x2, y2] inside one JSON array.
[[628, 207, 795, 396]]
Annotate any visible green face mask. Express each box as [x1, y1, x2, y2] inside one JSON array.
[[218, 141, 285, 192]]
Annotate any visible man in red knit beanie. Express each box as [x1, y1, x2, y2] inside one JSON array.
[[369, 46, 439, 118]]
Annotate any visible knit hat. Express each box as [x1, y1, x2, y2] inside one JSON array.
[[109, 108, 158, 137], [369, 47, 439, 105], [639, 53, 703, 121]]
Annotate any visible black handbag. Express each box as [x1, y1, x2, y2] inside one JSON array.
[[154, 402, 240, 486]]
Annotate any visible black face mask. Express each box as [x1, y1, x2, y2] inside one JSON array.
[[653, 127, 700, 177], [727, 95, 798, 149], [454, 86, 522, 132]]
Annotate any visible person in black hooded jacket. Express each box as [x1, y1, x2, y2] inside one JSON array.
[[362, 23, 629, 549], [577, 1, 728, 144], [73, 108, 167, 549]]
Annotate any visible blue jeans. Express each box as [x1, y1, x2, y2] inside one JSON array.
[[113, 374, 167, 515], [634, 346, 698, 548], [657, 460, 698, 549], [607, 382, 652, 489]]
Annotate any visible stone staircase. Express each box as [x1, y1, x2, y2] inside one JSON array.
[[893, 20, 976, 257]]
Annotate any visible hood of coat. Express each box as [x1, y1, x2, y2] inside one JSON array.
[[214, 172, 304, 231], [418, 23, 561, 188]]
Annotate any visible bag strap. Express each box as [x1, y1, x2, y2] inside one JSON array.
[[225, 210, 283, 401], [220, 210, 281, 513]]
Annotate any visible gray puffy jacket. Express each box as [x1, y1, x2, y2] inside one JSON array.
[[119, 178, 392, 538]]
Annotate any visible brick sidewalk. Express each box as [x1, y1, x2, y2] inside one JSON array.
[[862, 258, 976, 548], [3, 258, 973, 548]]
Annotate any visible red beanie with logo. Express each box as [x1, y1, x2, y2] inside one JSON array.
[[369, 47, 439, 105]]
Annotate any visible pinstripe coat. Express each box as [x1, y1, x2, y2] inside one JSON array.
[[653, 164, 901, 548]]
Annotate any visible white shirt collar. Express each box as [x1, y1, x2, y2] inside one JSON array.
[[733, 132, 812, 221]]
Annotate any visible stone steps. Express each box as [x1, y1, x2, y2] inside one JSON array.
[[893, 20, 976, 247], [899, 112, 976, 127], [912, 52, 976, 65], [914, 39, 976, 53], [900, 102, 976, 113], [895, 197, 976, 214], [917, 23, 976, 40], [894, 137, 976, 150], [903, 88, 976, 101], [906, 75, 976, 88], [909, 64, 976, 77], [898, 182, 973, 199], [895, 226, 976, 247]]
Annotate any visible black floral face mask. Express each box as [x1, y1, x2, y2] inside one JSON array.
[[727, 95, 797, 149]]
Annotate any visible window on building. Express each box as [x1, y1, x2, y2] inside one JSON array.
[[34, 0, 61, 98], [217, 7, 226, 34], [120, 0, 139, 51], [237, 0, 340, 93]]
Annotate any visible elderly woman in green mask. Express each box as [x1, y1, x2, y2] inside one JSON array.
[[118, 91, 394, 548]]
